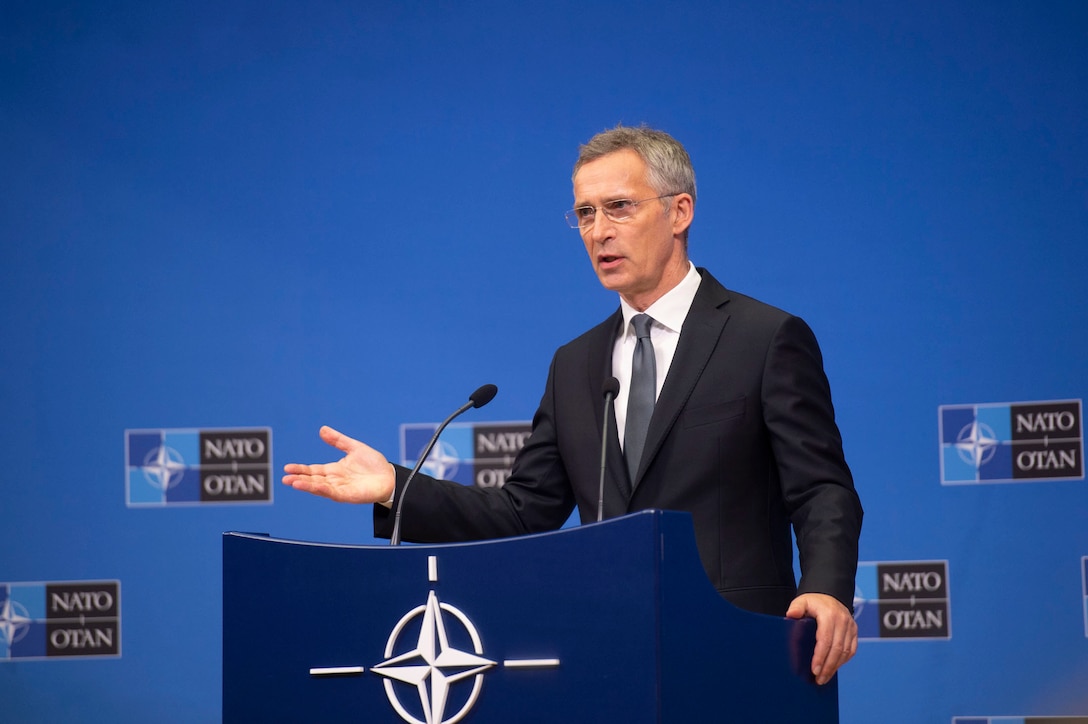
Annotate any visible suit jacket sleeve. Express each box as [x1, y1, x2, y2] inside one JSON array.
[[374, 354, 578, 542], [762, 314, 862, 608]]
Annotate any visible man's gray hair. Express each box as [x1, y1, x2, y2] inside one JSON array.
[[573, 125, 697, 203]]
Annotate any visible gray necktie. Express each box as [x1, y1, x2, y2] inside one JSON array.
[[625, 314, 656, 484]]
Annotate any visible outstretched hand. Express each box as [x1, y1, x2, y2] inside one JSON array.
[[282, 426, 396, 505], [785, 593, 858, 686]]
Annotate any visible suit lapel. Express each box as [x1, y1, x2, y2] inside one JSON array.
[[631, 270, 732, 491]]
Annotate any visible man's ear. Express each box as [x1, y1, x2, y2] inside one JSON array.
[[671, 193, 694, 236]]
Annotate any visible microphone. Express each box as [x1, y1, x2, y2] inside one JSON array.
[[390, 384, 498, 545], [597, 377, 620, 522]]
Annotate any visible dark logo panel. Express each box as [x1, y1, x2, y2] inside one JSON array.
[[1011, 402, 1082, 479], [46, 582, 119, 618], [1012, 441, 1081, 479], [474, 423, 532, 488], [45, 621, 119, 657], [200, 430, 272, 502], [877, 562, 948, 600], [855, 561, 951, 640], [200, 430, 270, 465], [878, 601, 949, 638], [1011, 401, 1082, 440]]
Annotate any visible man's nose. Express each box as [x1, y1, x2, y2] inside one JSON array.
[[583, 211, 616, 244]]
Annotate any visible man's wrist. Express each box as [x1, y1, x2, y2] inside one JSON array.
[[378, 464, 396, 507]]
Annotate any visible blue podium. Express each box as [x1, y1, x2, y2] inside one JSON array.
[[223, 510, 838, 722]]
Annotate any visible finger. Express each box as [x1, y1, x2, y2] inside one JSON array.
[[319, 425, 357, 454], [284, 474, 336, 498], [811, 624, 833, 681], [814, 617, 856, 685], [816, 639, 844, 684], [811, 611, 846, 681]]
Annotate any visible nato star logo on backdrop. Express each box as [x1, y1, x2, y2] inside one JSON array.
[[400, 421, 532, 489], [125, 428, 273, 506], [939, 400, 1083, 484], [1, 581, 121, 661]]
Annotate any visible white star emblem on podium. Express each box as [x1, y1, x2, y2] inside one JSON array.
[[307, 555, 559, 724], [372, 590, 496, 724]]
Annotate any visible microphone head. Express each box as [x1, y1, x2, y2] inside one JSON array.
[[602, 377, 620, 398], [469, 384, 498, 408]]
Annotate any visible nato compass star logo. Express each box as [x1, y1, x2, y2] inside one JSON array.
[[954, 421, 999, 468], [140, 444, 187, 491], [373, 590, 495, 724], [420, 441, 460, 480], [309, 555, 559, 724], [0, 596, 32, 646], [851, 584, 865, 621]]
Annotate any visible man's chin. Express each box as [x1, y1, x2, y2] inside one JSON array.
[[593, 267, 627, 292]]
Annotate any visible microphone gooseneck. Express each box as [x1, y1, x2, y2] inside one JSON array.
[[390, 384, 498, 545], [597, 377, 620, 522]]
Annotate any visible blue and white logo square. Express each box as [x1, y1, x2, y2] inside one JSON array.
[[399, 421, 532, 488], [126, 429, 202, 505], [400, 423, 475, 486], [939, 400, 1083, 484]]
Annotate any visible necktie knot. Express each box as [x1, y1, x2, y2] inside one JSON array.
[[632, 313, 653, 340]]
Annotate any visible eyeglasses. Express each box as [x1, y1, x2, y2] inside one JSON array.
[[564, 194, 679, 229]]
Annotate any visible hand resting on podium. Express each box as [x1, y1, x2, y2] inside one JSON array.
[[787, 592, 858, 685]]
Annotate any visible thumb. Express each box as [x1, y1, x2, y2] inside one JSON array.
[[785, 598, 808, 620], [319, 425, 356, 454]]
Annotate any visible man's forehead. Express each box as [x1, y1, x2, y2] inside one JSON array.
[[572, 149, 650, 201]]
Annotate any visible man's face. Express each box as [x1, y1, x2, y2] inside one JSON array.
[[572, 149, 692, 311]]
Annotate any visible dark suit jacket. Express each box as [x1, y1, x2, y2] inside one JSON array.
[[375, 269, 862, 616]]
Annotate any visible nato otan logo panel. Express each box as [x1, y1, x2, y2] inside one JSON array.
[[939, 400, 1083, 484], [125, 428, 273, 506], [1, 581, 121, 661], [399, 421, 532, 488], [854, 561, 950, 640]]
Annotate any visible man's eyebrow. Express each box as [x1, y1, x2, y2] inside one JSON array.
[[573, 193, 630, 207]]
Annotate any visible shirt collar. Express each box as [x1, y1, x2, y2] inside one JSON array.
[[619, 262, 702, 335]]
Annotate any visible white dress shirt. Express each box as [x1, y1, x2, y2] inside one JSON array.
[[613, 262, 703, 448]]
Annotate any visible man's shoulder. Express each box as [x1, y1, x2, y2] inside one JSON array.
[[694, 268, 794, 323]]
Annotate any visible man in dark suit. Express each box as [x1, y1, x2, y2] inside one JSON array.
[[283, 126, 862, 685]]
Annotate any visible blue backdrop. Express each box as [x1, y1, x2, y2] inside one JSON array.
[[2, 1, 1086, 722]]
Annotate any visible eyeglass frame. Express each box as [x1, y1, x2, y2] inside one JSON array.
[[564, 193, 681, 229]]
